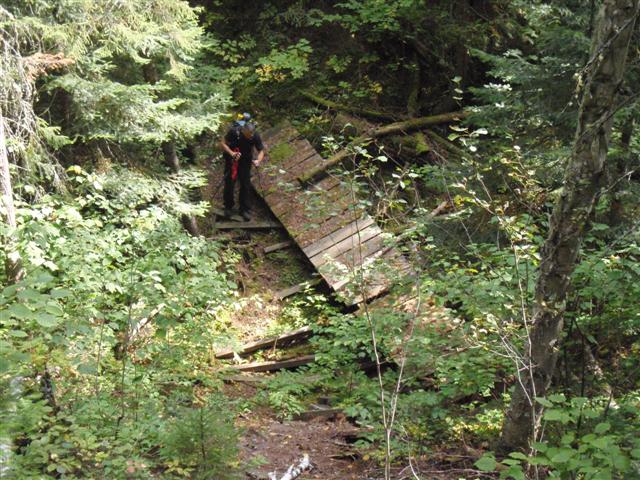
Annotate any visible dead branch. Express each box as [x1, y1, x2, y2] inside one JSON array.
[[299, 111, 468, 182]]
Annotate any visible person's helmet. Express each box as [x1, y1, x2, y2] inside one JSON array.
[[234, 112, 252, 128]]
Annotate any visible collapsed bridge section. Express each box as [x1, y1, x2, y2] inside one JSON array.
[[255, 123, 411, 305]]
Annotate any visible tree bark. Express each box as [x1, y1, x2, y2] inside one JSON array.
[[500, 0, 639, 451], [0, 112, 24, 283]]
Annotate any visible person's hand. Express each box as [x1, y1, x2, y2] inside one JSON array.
[[232, 151, 241, 160], [252, 159, 261, 167]]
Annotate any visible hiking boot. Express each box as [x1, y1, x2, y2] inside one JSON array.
[[240, 211, 251, 221]]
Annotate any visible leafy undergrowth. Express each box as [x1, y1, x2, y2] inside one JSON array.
[[1, 164, 244, 479]]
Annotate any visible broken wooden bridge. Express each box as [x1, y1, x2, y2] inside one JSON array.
[[252, 123, 411, 305]]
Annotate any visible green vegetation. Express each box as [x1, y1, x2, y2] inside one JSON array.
[[2, 0, 639, 479]]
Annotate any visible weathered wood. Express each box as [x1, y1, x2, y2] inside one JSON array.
[[215, 326, 313, 359], [324, 243, 392, 290], [303, 217, 375, 258], [299, 111, 469, 183], [264, 241, 294, 253], [222, 375, 268, 384], [294, 406, 343, 421], [230, 355, 315, 373], [274, 279, 322, 300], [309, 225, 381, 267], [297, 205, 366, 248], [210, 221, 283, 230], [283, 140, 316, 168], [211, 207, 245, 222], [262, 123, 300, 146], [287, 152, 327, 179], [255, 124, 409, 304]]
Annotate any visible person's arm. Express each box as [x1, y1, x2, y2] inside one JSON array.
[[220, 130, 240, 158], [253, 133, 266, 166], [220, 139, 240, 158]]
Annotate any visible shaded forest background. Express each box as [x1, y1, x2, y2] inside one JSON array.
[[1, 1, 639, 479]]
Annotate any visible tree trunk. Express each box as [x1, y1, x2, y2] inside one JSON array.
[[500, 0, 639, 451], [0, 112, 24, 283]]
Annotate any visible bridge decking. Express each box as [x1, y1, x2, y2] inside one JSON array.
[[255, 123, 410, 304]]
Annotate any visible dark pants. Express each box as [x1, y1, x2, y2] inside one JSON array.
[[223, 155, 252, 213]]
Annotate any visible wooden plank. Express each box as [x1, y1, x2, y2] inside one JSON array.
[[309, 224, 382, 267], [210, 207, 245, 223], [323, 235, 387, 277], [215, 326, 312, 359], [303, 217, 375, 258], [230, 354, 315, 373], [274, 279, 322, 300], [210, 221, 283, 230], [311, 175, 342, 192], [264, 241, 294, 253], [294, 406, 343, 421], [281, 139, 316, 169], [329, 245, 394, 291], [293, 152, 332, 180], [263, 124, 299, 146], [296, 204, 366, 248]]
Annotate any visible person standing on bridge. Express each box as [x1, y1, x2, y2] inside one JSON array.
[[220, 113, 265, 221]]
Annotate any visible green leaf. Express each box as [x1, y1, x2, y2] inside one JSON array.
[[8, 304, 32, 319], [475, 454, 497, 472], [594, 422, 610, 434], [508, 452, 529, 461], [535, 396, 553, 407], [35, 312, 61, 328], [551, 448, 575, 463], [544, 409, 565, 421], [50, 289, 71, 299]]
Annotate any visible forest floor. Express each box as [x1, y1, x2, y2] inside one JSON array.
[[204, 166, 371, 479], [202, 165, 477, 480]]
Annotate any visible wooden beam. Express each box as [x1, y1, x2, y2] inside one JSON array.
[[210, 221, 283, 231], [230, 354, 315, 373], [264, 241, 294, 253], [215, 326, 313, 359], [298, 110, 469, 183]]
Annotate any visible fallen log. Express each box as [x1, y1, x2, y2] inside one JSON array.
[[264, 241, 294, 253], [299, 111, 468, 183], [230, 354, 316, 373], [300, 90, 400, 121], [268, 454, 312, 480], [215, 326, 312, 359]]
